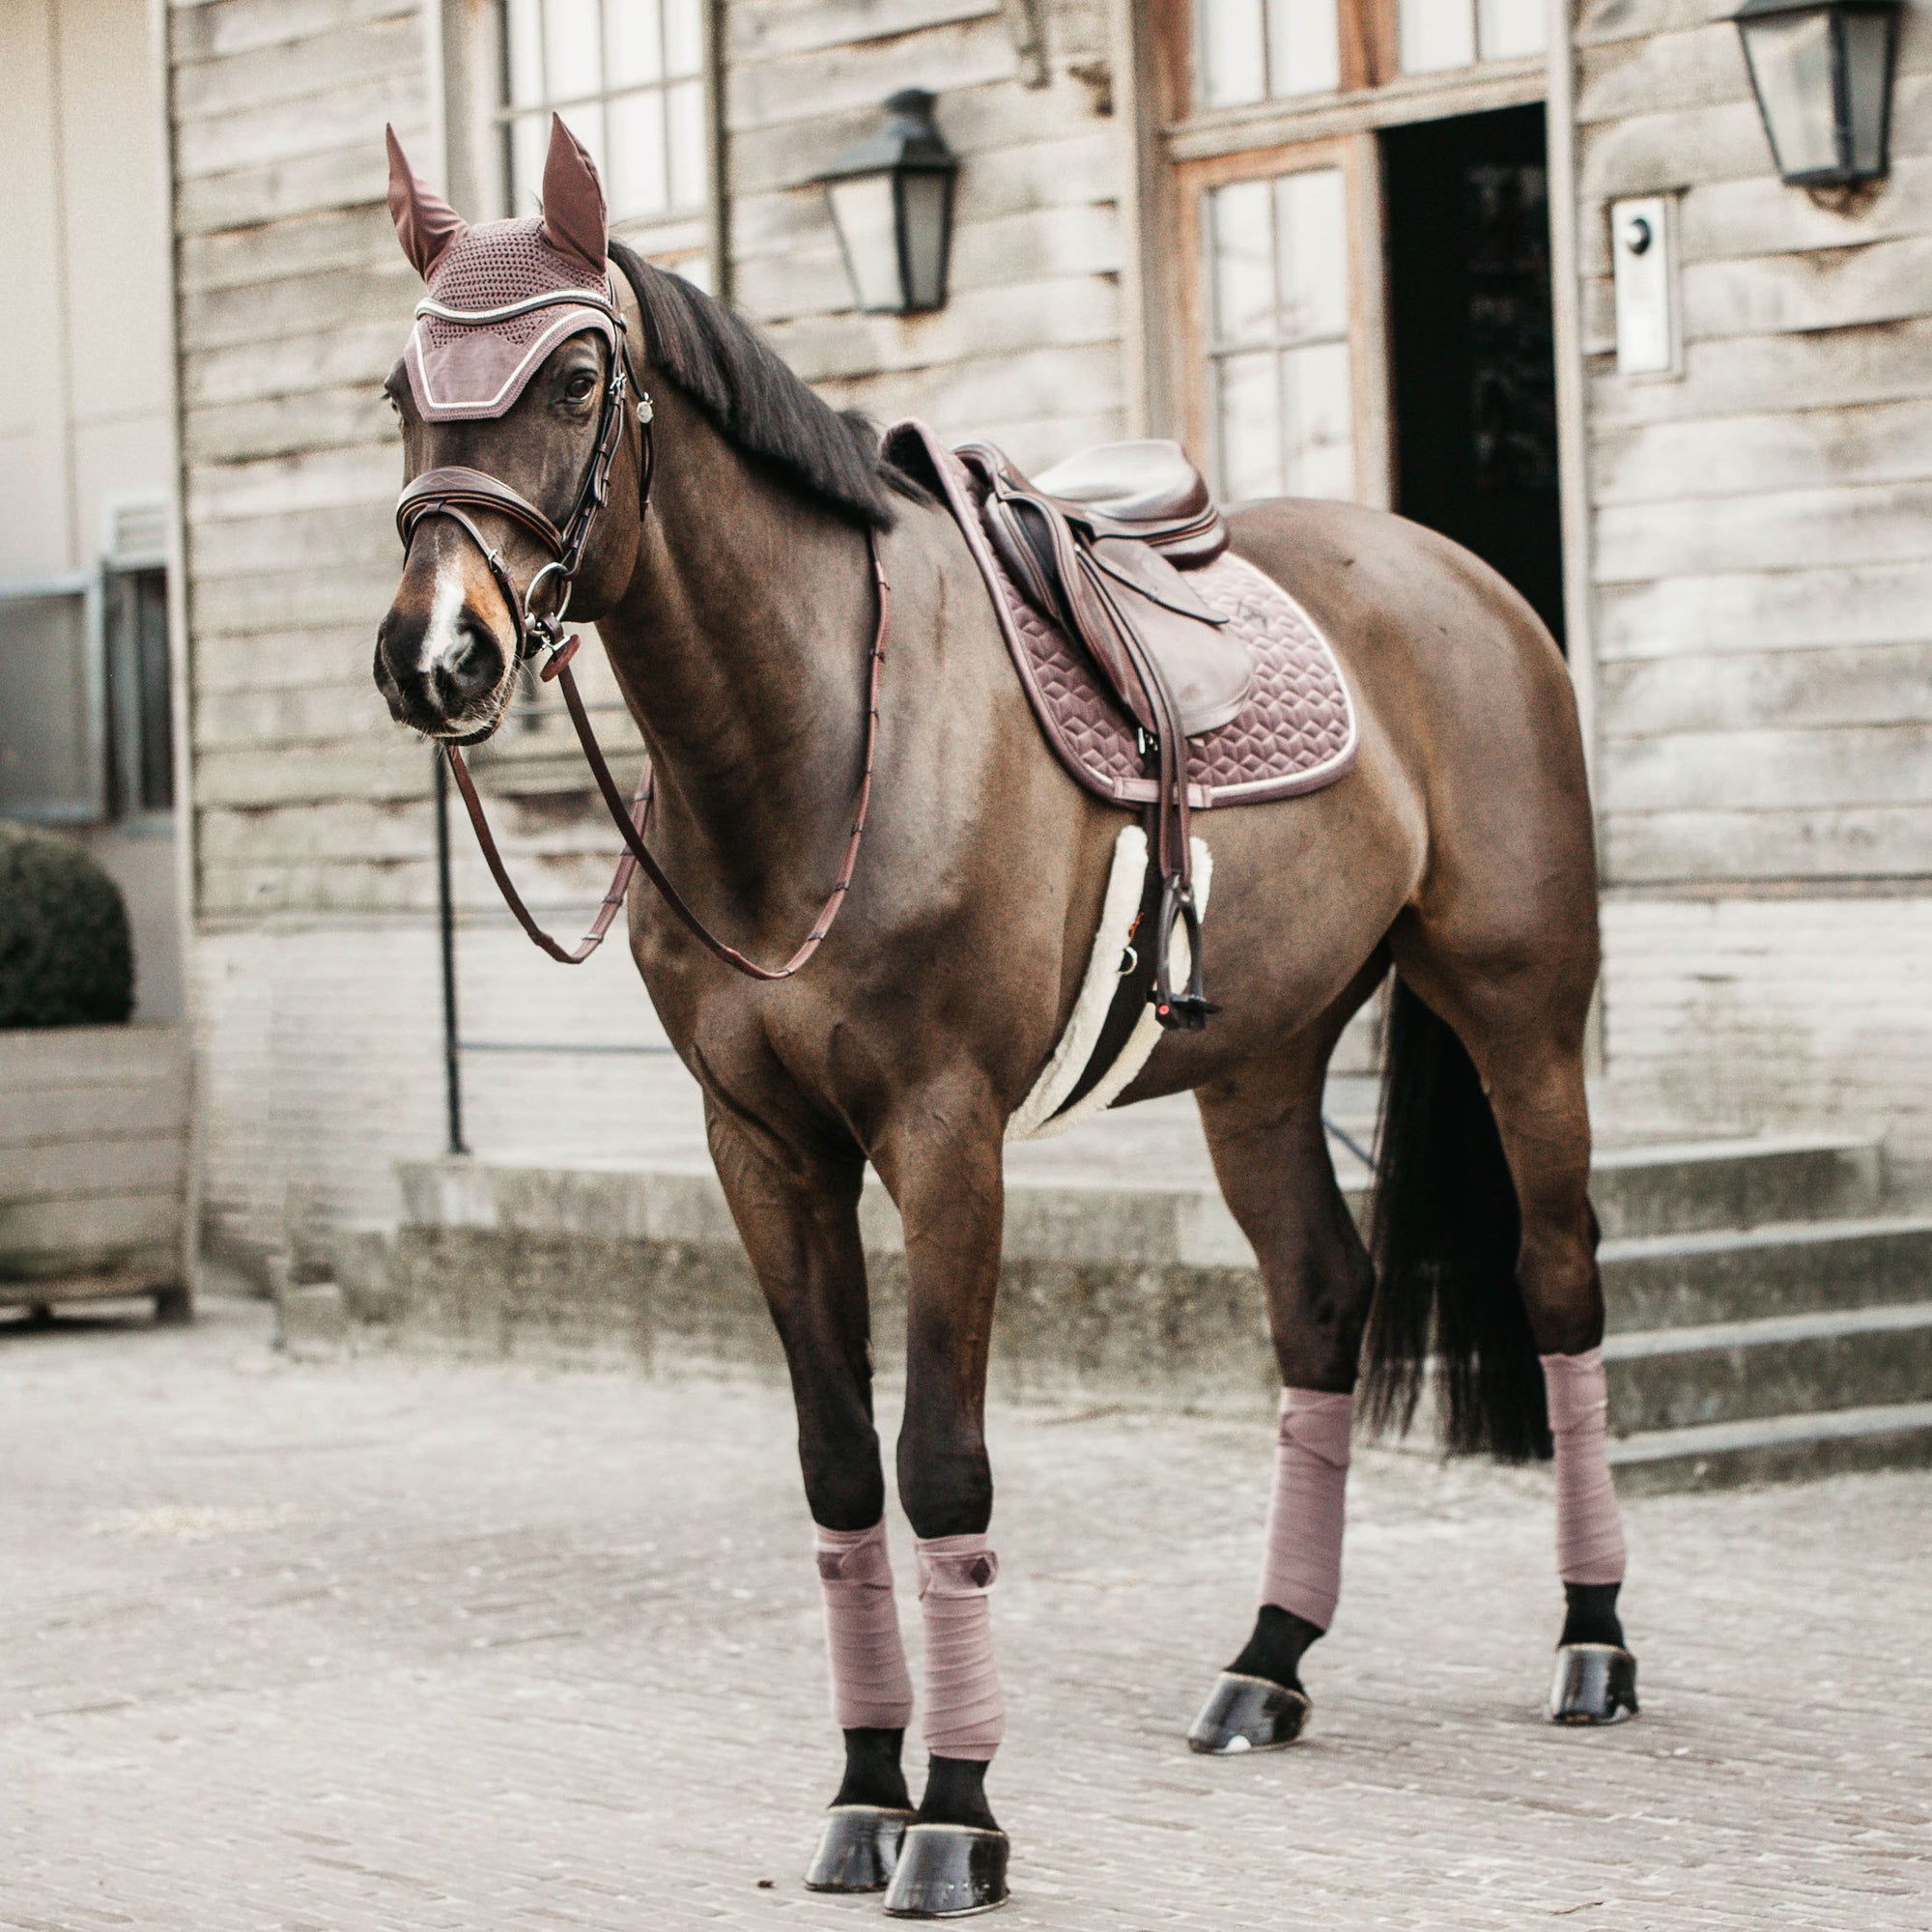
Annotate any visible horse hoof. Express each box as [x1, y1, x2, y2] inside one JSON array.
[[804, 1805, 913, 1891], [1548, 1643, 1639, 1725], [1186, 1670, 1311, 1754], [881, 1823, 1010, 1918]]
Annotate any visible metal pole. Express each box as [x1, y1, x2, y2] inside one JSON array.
[[433, 749, 468, 1156]]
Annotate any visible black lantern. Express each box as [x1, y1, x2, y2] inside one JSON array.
[[821, 90, 959, 315], [1734, 0, 1902, 186]]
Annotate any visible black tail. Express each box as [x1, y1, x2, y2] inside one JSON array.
[[1360, 976, 1551, 1463]]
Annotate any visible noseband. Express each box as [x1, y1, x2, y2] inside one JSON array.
[[392, 278, 889, 979]]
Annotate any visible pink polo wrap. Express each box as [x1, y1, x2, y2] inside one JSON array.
[[1541, 1347, 1628, 1585], [813, 1520, 914, 1732], [1259, 1386, 1353, 1631], [915, 1533, 1006, 1762]]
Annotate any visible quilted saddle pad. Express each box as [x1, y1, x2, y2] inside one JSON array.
[[884, 420, 1358, 810]]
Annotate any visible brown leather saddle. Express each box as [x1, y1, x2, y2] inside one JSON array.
[[884, 419, 1357, 1038], [962, 440, 1253, 741], [958, 439, 1252, 1029]]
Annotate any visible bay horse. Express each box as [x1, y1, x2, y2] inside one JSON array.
[[374, 118, 1635, 1918]]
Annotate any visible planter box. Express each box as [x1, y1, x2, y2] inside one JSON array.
[[0, 1025, 189, 1317]]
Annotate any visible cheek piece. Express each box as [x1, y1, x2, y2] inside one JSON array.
[[1259, 1386, 1353, 1631], [916, 1534, 1007, 1762], [1541, 1346, 1628, 1585], [813, 1520, 915, 1732]]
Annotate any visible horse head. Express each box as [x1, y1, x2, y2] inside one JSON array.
[[374, 116, 643, 742]]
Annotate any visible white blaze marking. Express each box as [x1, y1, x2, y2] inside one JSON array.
[[418, 566, 469, 678]]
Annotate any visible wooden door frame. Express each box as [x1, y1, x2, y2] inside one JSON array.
[[1173, 136, 1393, 511]]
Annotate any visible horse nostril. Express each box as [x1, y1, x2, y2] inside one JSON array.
[[434, 614, 505, 710]]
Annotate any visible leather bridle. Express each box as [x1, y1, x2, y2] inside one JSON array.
[[393, 279, 889, 977]]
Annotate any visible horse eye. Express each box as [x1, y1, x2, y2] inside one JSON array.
[[567, 372, 597, 400]]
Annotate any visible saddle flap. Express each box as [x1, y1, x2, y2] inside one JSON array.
[[1078, 551, 1255, 740], [1087, 536, 1225, 626]]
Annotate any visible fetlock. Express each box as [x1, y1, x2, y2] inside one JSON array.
[[916, 1754, 1000, 1832], [1228, 1603, 1324, 1692]]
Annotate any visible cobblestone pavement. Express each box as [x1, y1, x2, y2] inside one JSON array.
[[4, 1297, 1928, 1932]]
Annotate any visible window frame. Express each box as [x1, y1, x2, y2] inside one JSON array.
[[442, 0, 725, 292], [0, 572, 108, 828], [102, 561, 175, 828], [1175, 134, 1392, 510]]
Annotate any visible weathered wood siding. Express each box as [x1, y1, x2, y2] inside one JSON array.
[[726, 0, 1128, 467], [1575, 0, 1932, 887], [170, 0, 437, 922]]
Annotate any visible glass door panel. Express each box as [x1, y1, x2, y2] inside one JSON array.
[[1199, 160, 1358, 501]]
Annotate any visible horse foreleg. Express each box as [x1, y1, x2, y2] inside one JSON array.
[[1188, 1059, 1376, 1754], [872, 1089, 1011, 1918], [702, 1108, 915, 1892]]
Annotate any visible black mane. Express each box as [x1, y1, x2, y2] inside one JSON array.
[[610, 241, 918, 531]]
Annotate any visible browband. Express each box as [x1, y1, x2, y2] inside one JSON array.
[[414, 285, 625, 328]]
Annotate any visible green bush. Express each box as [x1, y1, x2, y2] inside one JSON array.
[[0, 819, 134, 1028]]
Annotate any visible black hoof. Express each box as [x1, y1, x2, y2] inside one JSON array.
[[1548, 1644, 1639, 1725], [1186, 1670, 1310, 1755], [804, 1804, 913, 1892], [882, 1823, 1010, 1918]]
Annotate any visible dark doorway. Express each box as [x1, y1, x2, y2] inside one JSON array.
[[1381, 104, 1565, 647]]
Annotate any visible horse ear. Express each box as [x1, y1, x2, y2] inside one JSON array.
[[541, 114, 608, 274], [386, 126, 468, 279]]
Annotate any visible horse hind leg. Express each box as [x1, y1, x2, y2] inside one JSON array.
[[1378, 952, 1637, 1727], [1186, 1009, 1378, 1755]]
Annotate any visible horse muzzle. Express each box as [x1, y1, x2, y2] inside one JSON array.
[[374, 595, 518, 742]]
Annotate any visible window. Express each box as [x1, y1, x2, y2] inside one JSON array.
[[1178, 137, 1385, 509], [0, 497, 174, 828], [104, 565, 173, 819], [1187, 0, 1547, 110], [1398, 0, 1545, 74], [499, 0, 711, 281], [1195, 0, 1341, 107], [0, 577, 103, 825], [1202, 166, 1354, 499]]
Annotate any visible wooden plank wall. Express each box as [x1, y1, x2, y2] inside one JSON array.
[[726, 0, 1128, 467], [170, 0, 438, 922], [1575, 0, 1932, 886], [170, 0, 1134, 923]]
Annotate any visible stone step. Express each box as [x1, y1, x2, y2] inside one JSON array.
[[1609, 1400, 1932, 1494], [390, 1150, 1932, 1489], [1587, 1133, 1881, 1240], [1605, 1302, 1932, 1437], [1601, 1214, 1932, 1331]]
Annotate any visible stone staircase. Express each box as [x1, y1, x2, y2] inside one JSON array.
[[381, 1127, 1932, 1492], [1591, 1135, 1932, 1491]]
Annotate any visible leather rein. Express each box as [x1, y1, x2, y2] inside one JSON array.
[[394, 286, 889, 979]]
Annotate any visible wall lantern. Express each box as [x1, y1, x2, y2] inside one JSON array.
[[821, 89, 959, 315], [1734, 0, 1902, 187]]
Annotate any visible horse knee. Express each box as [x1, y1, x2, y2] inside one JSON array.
[[895, 1433, 992, 1542], [798, 1408, 888, 1532]]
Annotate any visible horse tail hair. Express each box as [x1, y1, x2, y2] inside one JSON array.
[[1359, 975, 1552, 1463]]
